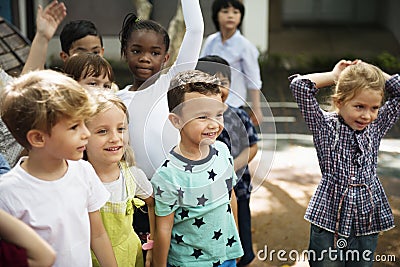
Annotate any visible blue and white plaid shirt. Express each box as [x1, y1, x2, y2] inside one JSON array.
[[290, 74, 400, 237]]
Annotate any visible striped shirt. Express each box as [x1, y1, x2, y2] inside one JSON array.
[[290, 74, 400, 237]]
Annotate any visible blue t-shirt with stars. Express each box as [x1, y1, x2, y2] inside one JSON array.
[[152, 141, 243, 267]]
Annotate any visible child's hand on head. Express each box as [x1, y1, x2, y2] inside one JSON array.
[[332, 59, 359, 81], [36, 0, 66, 41]]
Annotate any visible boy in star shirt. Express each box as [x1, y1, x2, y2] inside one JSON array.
[[151, 70, 243, 267]]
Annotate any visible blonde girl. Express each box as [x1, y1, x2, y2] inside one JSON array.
[[84, 90, 155, 267], [290, 60, 399, 267]]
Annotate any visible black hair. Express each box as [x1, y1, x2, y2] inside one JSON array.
[[119, 13, 170, 59], [60, 20, 103, 54], [211, 0, 245, 31], [196, 55, 232, 83]]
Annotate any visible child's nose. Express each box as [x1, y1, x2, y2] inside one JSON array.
[[81, 125, 91, 139]]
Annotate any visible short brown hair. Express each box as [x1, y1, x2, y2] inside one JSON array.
[[63, 52, 114, 83], [167, 70, 221, 114], [1, 70, 96, 149]]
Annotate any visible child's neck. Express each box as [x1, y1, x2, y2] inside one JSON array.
[[90, 161, 120, 183], [220, 28, 236, 43], [21, 153, 68, 181], [176, 142, 210, 161]]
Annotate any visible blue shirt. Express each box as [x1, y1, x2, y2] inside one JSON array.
[[152, 141, 243, 266], [290, 74, 400, 237], [201, 30, 262, 108], [0, 153, 10, 175], [217, 106, 259, 200]]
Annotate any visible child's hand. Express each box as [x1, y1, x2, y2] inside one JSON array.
[[36, 0, 66, 41], [332, 59, 360, 81]]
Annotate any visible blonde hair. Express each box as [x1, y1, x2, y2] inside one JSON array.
[[331, 62, 385, 110], [1, 70, 95, 149], [86, 90, 136, 166]]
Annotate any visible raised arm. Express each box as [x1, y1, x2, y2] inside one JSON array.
[[170, 0, 204, 73], [299, 59, 359, 88], [22, 0, 66, 74]]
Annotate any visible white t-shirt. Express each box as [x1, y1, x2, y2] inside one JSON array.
[[0, 158, 110, 267], [103, 166, 153, 202], [116, 0, 204, 178]]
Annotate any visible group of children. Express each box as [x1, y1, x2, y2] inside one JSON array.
[[0, 0, 399, 267]]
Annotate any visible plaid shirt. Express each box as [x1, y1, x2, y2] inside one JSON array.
[[290, 74, 400, 237], [217, 106, 259, 200]]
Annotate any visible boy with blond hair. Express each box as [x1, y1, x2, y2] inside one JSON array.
[[0, 70, 117, 267]]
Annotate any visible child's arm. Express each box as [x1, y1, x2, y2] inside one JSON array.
[[0, 209, 56, 267], [22, 0, 66, 74], [143, 196, 155, 267], [230, 189, 239, 229], [168, 0, 203, 75], [299, 59, 358, 88], [89, 210, 117, 267], [249, 90, 263, 126], [153, 212, 175, 267], [233, 143, 258, 172]]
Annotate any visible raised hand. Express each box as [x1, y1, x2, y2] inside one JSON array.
[[332, 59, 360, 81], [36, 0, 67, 41]]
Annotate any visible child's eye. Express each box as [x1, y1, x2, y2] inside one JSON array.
[[104, 83, 112, 89], [87, 82, 97, 87], [118, 127, 126, 132], [197, 116, 208, 120], [96, 129, 107, 134], [152, 51, 161, 56], [70, 124, 79, 130], [131, 50, 140, 54]]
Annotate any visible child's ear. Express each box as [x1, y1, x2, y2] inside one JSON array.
[[168, 113, 183, 130], [334, 99, 342, 109], [26, 130, 46, 148], [60, 51, 69, 62], [163, 53, 170, 65]]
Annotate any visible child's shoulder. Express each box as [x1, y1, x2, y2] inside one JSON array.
[[214, 140, 231, 155], [66, 160, 98, 177]]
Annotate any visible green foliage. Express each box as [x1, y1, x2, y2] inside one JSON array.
[[259, 51, 400, 73]]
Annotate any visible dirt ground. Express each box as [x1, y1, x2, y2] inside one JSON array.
[[246, 141, 400, 267]]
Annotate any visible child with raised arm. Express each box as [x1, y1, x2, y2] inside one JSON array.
[[290, 60, 399, 266], [196, 55, 258, 266], [117, 0, 203, 254], [200, 0, 263, 126], [117, 0, 203, 178], [152, 70, 243, 267], [84, 90, 155, 267], [0, 70, 117, 267]]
